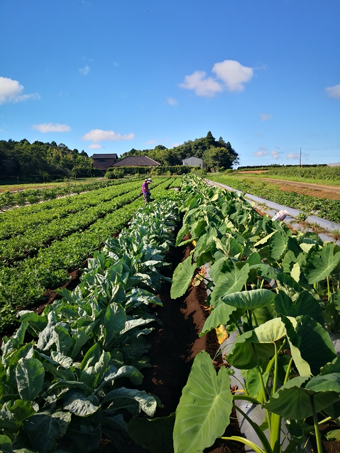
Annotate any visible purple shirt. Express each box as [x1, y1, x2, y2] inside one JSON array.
[[142, 181, 150, 195]]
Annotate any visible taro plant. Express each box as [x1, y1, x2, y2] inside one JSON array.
[[169, 175, 340, 452]]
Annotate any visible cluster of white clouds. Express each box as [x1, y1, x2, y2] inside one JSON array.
[[254, 148, 301, 160], [81, 129, 134, 149], [180, 60, 254, 97], [260, 113, 272, 121], [0, 77, 40, 104], [79, 65, 90, 75], [325, 83, 340, 99], [32, 123, 71, 133], [167, 97, 178, 106]]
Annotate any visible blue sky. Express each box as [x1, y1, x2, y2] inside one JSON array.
[[1, 0, 339, 167]]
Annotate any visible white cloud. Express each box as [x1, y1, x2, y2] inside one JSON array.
[[171, 142, 181, 147], [145, 139, 157, 145], [180, 60, 254, 98], [113, 61, 119, 67], [325, 83, 340, 99], [32, 123, 71, 133], [81, 129, 134, 143], [212, 60, 253, 92], [180, 71, 223, 97], [0, 77, 40, 104], [88, 144, 102, 149], [271, 150, 280, 159], [167, 97, 178, 106], [254, 146, 267, 156], [79, 65, 90, 75], [287, 153, 299, 159], [260, 113, 272, 121]]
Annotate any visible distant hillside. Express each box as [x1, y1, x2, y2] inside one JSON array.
[[0, 139, 100, 180], [120, 131, 239, 170]]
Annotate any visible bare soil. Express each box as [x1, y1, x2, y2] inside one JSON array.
[[122, 241, 244, 453]]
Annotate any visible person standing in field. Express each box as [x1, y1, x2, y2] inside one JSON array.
[[142, 178, 152, 204]]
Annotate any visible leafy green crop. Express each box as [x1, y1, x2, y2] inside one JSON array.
[[209, 174, 340, 222], [0, 195, 182, 452], [170, 174, 340, 453]]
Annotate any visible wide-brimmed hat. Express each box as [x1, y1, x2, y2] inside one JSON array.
[[146, 178, 153, 183]]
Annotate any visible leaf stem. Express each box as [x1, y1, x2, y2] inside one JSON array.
[[310, 395, 324, 453]]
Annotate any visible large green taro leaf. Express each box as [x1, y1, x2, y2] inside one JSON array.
[[227, 317, 292, 369], [305, 242, 340, 284], [210, 263, 249, 307], [173, 351, 232, 453], [16, 358, 45, 402], [264, 376, 340, 420], [221, 289, 276, 310], [283, 315, 336, 377], [269, 231, 288, 261], [275, 290, 324, 326], [170, 256, 196, 299], [199, 304, 242, 337]]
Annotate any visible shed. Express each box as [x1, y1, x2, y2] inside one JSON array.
[[111, 156, 160, 167], [182, 156, 203, 169], [91, 153, 118, 171]]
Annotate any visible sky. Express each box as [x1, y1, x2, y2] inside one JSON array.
[[1, 0, 340, 167]]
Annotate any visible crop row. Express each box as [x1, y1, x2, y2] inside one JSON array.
[[0, 197, 181, 452], [267, 165, 340, 181], [170, 174, 340, 453], [0, 179, 148, 241], [0, 178, 173, 331], [208, 174, 340, 222], [0, 181, 157, 262], [0, 176, 142, 210]]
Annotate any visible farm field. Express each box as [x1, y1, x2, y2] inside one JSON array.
[[0, 177, 175, 332], [208, 174, 340, 222], [235, 165, 340, 186], [1, 174, 340, 453], [0, 177, 143, 211], [0, 177, 103, 193]]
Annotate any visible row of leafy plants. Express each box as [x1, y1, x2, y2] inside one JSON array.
[[168, 174, 340, 453], [0, 191, 183, 452], [266, 166, 340, 181], [0, 177, 143, 211], [0, 180, 152, 262], [105, 165, 193, 178], [0, 178, 172, 333], [0, 179, 146, 241], [208, 174, 340, 223]]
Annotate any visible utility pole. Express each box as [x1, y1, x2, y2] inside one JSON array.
[[300, 148, 302, 167]]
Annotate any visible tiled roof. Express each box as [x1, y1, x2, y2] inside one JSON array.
[[112, 156, 160, 167], [92, 154, 118, 159]]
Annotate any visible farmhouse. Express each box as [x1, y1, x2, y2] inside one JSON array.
[[111, 156, 161, 167], [182, 156, 203, 169], [91, 153, 118, 171]]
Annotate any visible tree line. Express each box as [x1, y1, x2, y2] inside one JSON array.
[[0, 139, 100, 181], [120, 131, 239, 170]]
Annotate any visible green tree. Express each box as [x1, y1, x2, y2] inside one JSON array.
[[205, 131, 216, 149]]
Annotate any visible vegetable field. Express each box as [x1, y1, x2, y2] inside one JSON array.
[[1, 173, 340, 453], [0, 177, 176, 332], [208, 174, 340, 222], [171, 175, 340, 453]]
